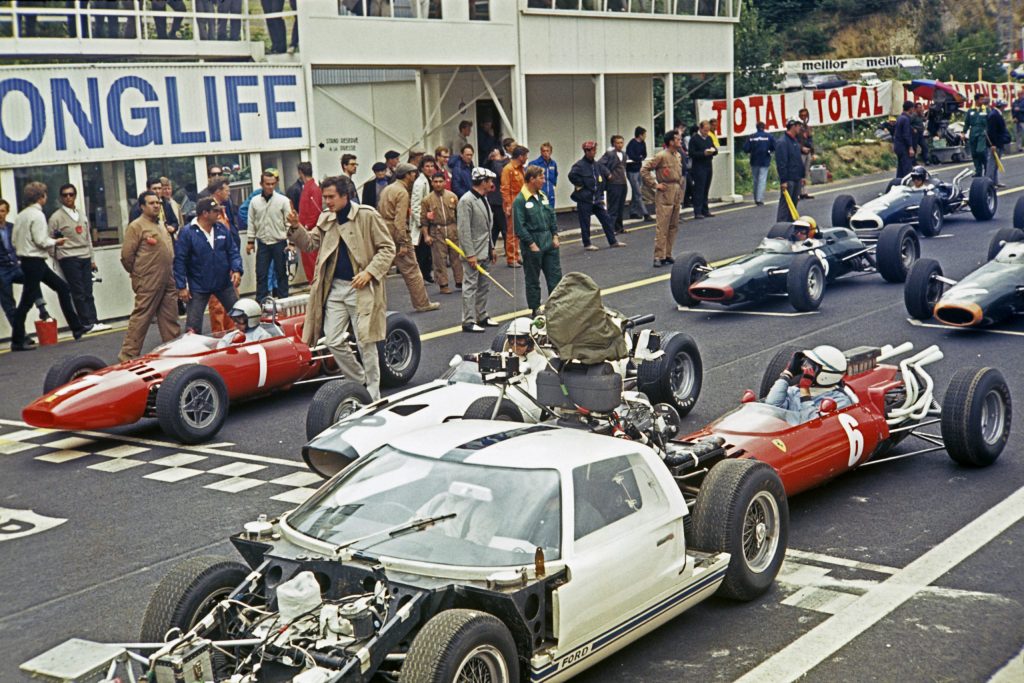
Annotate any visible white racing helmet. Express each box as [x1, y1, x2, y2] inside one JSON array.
[[506, 317, 535, 336], [228, 298, 263, 330], [801, 345, 847, 387]]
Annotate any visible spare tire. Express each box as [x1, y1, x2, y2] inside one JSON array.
[[636, 331, 703, 416], [986, 227, 1024, 261], [377, 311, 420, 388], [941, 367, 1011, 467], [876, 223, 919, 283], [831, 194, 857, 228], [968, 176, 997, 221], [43, 354, 107, 394]]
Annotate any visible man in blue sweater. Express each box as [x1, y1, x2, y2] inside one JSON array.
[[774, 120, 805, 222], [893, 101, 916, 179], [174, 197, 243, 334], [743, 122, 775, 206]]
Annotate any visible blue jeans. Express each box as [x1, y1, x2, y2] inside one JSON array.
[[751, 165, 769, 204], [627, 171, 646, 217]]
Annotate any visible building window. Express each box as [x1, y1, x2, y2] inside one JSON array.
[[340, 0, 442, 18], [13, 165, 70, 215], [469, 1, 489, 20]]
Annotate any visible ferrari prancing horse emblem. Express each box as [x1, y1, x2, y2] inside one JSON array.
[[772, 439, 787, 452]]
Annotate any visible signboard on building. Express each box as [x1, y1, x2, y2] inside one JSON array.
[[0, 64, 308, 167], [697, 82, 893, 137], [782, 55, 915, 74]]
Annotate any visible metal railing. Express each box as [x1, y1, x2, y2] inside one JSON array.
[[523, 0, 741, 18]]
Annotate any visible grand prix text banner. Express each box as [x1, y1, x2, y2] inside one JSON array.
[[905, 80, 1024, 105], [697, 82, 893, 138]]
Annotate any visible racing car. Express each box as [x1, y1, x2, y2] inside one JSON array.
[[904, 227, 1024, 328], [831, 168, 996, 237], [21, 294, 421, 444], [22, 420, 789, 683], [669, 219, 919, 312]]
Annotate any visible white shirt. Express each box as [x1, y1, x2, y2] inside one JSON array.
[[198, 224, 216, 249], [62, 206, 80, 222], [12, 204, 55, 258]]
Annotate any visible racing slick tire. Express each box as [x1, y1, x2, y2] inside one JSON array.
[[766, 222, 793, 238], [786, 254, 826, 312], [968, 176, 997, 221], [759, 346, 801, 399], [941, 367, 1012, 468], [1014, 196, 1024, 230], [377, 312, 421, 389], [636, 331, 703, 416], [42, 354, 107, 394], [155, 364, 229, 444], [305, 379, 373, 440], [987, 227, 1024, 261], [402, 609, 519, 683], [903, 258, 944, 320], [876, 223, 920, 283], [916, 195, 944, 238], [140, 555, 248, 644], [690, 459, 788, 601], [831, 194, 857, 228], [490, 321, 512, 352], [670, 252, 708, 307], [463, 396, 525, 422]]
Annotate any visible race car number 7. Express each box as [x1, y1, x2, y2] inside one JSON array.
[[244, 345, 268, 388], [838, 413, 863, 467]]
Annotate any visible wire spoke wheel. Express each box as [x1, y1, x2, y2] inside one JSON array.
[[980, 390, 1007, 445], [180, 380, 219, 430], [455, 644, 510, 683], [742, 491, 781, 573]]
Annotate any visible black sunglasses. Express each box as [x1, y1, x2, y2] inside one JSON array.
[[61, 192, 76, 197]]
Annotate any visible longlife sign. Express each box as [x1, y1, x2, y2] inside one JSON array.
[[0, 64, 308, 167], [697, 82, 893, 138]]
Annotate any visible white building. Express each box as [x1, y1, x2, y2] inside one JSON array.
[[0, 0, 739, 338]]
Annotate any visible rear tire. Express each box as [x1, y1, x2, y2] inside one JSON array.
[[786, 254, 826, 311], [875, 223, 919, 283], [916, 194, 943, 237], [968, 176, 997, 220], [463, 396, 525, 422], [759, 346, 800, 399], [490, 322, 511, 353], [986, 227, 1024, 261], [831, 194, 857, 228], [305, 379, 372, 440], [140, 556, 248, 644], [636, 331, 703, 416], [903, 258, 944, 320], [690, 459, 788, 601], [43, 354, 107, 394], [941, 367, 1011, 467], [401, 609, 519, 683], [377, 312, 421, 388], [1013, 196, 1024, 230], [670, 252, 707, 307], [155, 364, 228, 444]]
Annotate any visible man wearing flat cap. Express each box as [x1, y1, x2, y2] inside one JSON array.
[[378, 163, 440, 312]]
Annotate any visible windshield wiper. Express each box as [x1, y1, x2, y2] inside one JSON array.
[[332, 512, 457, 555]]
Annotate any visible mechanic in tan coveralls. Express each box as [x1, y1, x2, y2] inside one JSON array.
[[118, 190, 181, 362], [642, 129, 685, 268], [377, 163, 440, 312]]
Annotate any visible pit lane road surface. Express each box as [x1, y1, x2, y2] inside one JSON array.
[[0, 157, 1022, 682]]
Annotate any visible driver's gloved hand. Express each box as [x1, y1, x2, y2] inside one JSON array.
[[785, 352, 805, 377]]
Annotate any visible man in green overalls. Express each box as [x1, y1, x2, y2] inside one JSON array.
[[964, 93, 991, 177], [513, 166, 562, 316]]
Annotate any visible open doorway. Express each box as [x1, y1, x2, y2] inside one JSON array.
[[476, 99, 502, 161]]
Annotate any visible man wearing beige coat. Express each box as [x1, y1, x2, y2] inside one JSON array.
[[288, 176, 396, 400]]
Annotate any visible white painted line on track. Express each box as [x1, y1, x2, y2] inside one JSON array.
[[785, 548, 897, 575], [735, 484, 1024, 683], [676, 306, 819, 318], [0, 417, 304, 469], [906, 318, 1024, 337], [989, 645, 1024, 682]]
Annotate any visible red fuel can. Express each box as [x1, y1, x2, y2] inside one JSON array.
[[35, 319, 59, 346]]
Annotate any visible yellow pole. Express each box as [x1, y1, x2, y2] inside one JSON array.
[[782, 187, 799, 220], [444, 238, 514, 298], [993, 148, 1006, 173]]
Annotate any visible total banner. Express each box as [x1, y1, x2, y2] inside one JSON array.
[[697, 82, 893, 138]]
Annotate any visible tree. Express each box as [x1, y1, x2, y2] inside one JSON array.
[[927, 30, 1004, 82], [734, 0, 783, 97]]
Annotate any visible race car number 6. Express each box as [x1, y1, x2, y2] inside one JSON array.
[[838, 413, 863, 467], [244, 346, 268, 388]]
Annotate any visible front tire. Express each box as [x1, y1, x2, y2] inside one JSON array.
[[636, 331, 703, 416], [831, 194, 857, 228], [876, 223, 919, 283], [903, 258, 944, 320], [941, 368, 1011, 467], [670, 252, 707, 307], [690, 459, 788, 601], [968, 176, 997, 221], [378, 312, 421, 388], [463, 396, 525, 422], [305, 379, 372, 440], [987, 227, 1024, 261], [43, 354, 107, 394], [401, 609, 519, 683], [786, 254, 826, 311], [155, 364, 228, 444], [140, 555, 248, 644], [916, 195, 944, 237]]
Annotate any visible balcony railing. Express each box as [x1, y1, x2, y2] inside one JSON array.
[[523, 0, 741, 19]]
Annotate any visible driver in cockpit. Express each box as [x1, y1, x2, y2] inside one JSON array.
[[909, 165, 931, 189], [764, 346, 853, 424], [217, 298, 274, 347], [789, 216, 820, 250]]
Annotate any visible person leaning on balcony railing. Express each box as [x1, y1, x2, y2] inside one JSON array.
[[152, 0, 186, 39]]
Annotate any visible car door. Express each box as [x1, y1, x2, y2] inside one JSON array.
[[552, 453, 685, 667]]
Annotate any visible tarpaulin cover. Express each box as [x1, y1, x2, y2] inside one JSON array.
[[544, 272, 627, 364]]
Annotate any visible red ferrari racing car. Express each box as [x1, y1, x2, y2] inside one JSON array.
[[22, 295, 421, 444]]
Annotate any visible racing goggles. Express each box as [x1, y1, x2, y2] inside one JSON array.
[[230, 312, 249, 326], [509, 335, 532, 347]]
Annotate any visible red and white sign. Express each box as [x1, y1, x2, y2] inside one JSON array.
[[697, 82, 893, 137], [905, 80, 1024, 105]]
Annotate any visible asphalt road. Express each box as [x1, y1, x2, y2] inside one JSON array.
[[2, 156, 1023, 682]]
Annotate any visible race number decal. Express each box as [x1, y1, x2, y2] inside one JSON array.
[[244, 345, 268, 388], [813, 249, 830, 276], [0, 508, 67, 542], [838, 413, 864, 467]]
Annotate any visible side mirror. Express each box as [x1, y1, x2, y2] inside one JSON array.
[[449, 354, 464, 367], [741, 389, 757, 404], [818, 398, 838, 414]]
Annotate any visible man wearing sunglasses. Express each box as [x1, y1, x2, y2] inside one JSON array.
[[48, 183, 107, 332]]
